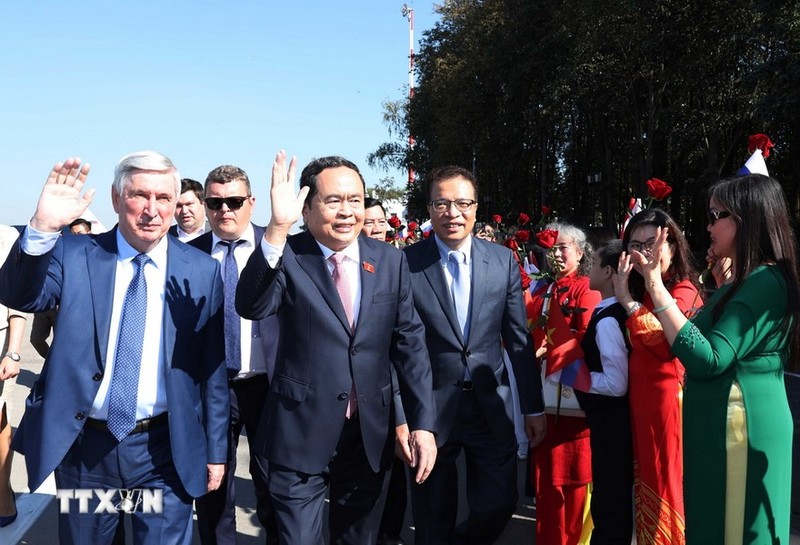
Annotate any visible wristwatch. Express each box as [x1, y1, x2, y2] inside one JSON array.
[[4, 352, 20, 362]]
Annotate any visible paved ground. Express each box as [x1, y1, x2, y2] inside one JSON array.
[[2, 331, 800, 544]]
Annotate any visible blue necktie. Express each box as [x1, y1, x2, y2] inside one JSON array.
[[107, 253, 149, 441], [222, 240, 244, 374], [448, 250, 471, 339]]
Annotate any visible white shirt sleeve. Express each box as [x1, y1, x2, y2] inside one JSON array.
[[21, 224, 61, 255], [260, 237, 286, 269], [588, 316, 629, 397]]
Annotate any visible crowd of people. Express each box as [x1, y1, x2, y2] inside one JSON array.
[[0, 148, 796, 545]]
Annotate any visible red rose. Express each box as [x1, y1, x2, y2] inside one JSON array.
[[536, 229, 559, 249], [518, 212, 530, 225], [515, 230, 530, 244], [492, 214, 503, 225], [646, 178, 672, 200], [422, 230, 431, 239], [503, 238, 520, 252], [541, 205, 552, 216], [518, 262, 531, 290], [408, 221, 418, 231], [748, 133, 774, 158], [388, 216, 402, 229]]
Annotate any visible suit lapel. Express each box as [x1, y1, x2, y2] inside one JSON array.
[[418, 238, 464, 344], [86, 229, 119, 369], [162, 238, 192, 367], [356, 238, 379, 336], [468, 239, 491, 337], [293, 232, 352, 334]]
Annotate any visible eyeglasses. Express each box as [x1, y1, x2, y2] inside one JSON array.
[[708, 209, 731, 226], [627, 238, 658, 253], [428, 199, 477, 213], [205, 196, 250, 211]]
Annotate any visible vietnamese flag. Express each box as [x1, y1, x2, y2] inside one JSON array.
[[544, 299, 583, 376]]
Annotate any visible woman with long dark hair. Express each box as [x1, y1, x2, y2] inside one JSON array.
[[614, 209, 703, 544], [620, 174, 799, 543]]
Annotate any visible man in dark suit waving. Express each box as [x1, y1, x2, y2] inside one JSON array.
[[235, 151, 437, 545], [401, 166, 546, 545], [0, 153, 229, 544]]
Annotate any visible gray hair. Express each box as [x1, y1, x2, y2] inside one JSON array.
[[112, 151, 181, 196], [546, 221, 593, 276]]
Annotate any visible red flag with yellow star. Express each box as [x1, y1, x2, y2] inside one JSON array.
[[543, 297, 585, 377]]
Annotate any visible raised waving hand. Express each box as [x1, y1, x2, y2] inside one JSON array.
[[31, 157, 94, 233]]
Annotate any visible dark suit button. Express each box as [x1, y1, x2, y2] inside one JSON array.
[[92, 373, 103, 381], [350, 347, 358, 356], [75, 412, 85, 420], [465, 350, 471, 357], [337, 392, 349, 401]]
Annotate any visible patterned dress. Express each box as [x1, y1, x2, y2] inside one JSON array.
[[625, 278, 702, 545]]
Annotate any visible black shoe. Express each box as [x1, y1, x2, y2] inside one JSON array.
[[0, 489, 17, 528]]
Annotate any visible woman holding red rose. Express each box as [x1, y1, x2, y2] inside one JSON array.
[[528, 222, 600, 545], [614, 208, 702, 545]]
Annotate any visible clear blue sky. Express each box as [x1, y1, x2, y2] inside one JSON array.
[[0, 0, 438, 227]]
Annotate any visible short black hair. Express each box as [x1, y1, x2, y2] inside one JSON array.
[[300, 156, 365, 206], [422, 165, 478, 201], [180, 178, 204, 201], [68, 218, 92, 232], [596, 239, 624, 269], [364, 197, 386, 214]]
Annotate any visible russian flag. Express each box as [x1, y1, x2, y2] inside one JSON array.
[[619, 197, 643, 238], [737, 148, 769, 176], [559, 358, 592, 393]]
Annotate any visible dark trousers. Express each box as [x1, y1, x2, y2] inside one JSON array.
[[30, 307, 57, 359], [378, 456, 407, 539], [411, 390, 517, 545], [196, 373, 278, 545], [585, 404, 634, 545], [54, 417, 193, 545], [268, 415, 390, 545]]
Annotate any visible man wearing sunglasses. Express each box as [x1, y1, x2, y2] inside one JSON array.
[[190, 165, 279, 545]]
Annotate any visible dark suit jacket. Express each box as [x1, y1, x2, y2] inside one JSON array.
[[0, 228, 229, 498], [235, 231, 435, 474], [403, 236, 544, 447], [188, 225, 280, 379]]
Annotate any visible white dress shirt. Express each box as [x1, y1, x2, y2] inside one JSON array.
[[176, 225, 205, 242], [260, 236, 362, 328], [433, 234, 473, 296], [212, 223, 266, 378], [22, 225, 169, 420], [588, 296, 629, 397]]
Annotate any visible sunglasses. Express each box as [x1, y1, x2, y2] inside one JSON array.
[[708, 209, 731, 225], [205, 196, 250, 211]]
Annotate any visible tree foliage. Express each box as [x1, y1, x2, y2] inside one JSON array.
[[371, 0, 800, 245]]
